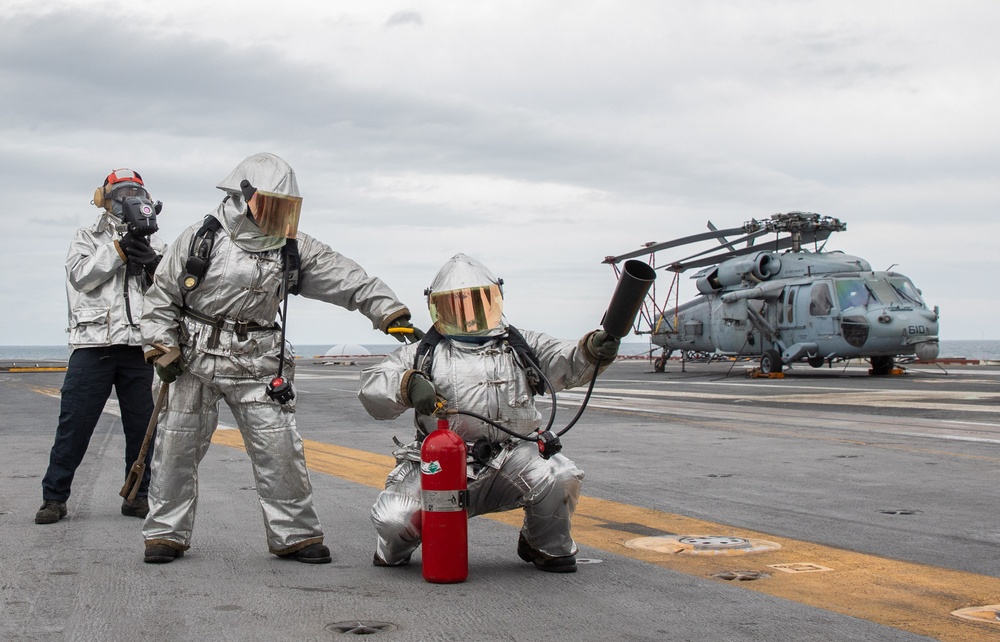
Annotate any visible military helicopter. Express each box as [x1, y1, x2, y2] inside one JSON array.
[[604, 212, 940, 375]]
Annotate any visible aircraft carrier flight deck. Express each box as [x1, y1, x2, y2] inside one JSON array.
[[2, 356, 998, 642]]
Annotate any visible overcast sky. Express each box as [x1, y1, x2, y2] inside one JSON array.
[[2, 0, 998, 350]]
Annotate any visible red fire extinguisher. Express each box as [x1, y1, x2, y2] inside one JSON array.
[[420, 417, 468, 583]]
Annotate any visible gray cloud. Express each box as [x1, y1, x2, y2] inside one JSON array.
[[385, 11, 423, 28], [0, 10, 794, 205], [1, 2, 998, 345]]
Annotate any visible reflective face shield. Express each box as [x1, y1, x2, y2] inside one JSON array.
[[253, 190, 302, 239], [429, 284, 504, 336]]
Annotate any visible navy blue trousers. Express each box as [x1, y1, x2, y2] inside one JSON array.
[[41, 345, 155, 501]]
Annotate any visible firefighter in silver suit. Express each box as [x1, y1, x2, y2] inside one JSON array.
[[140, 152, 418, 564], [358, 254, 620, 573], [36, 168, 166, 525]]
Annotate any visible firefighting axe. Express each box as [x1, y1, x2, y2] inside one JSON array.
[[119, 347, 180, 502]]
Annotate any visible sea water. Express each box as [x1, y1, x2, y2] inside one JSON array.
[[4, 340, 1000, 362]]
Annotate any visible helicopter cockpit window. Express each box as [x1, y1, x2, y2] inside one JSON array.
[[888, 277, 926, 307], [786, 288, 796, 324], [835, 279, 876, 310], [810, 282, 834, 316]]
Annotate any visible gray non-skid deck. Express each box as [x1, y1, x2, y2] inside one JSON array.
[[3, 358, 998, 641]]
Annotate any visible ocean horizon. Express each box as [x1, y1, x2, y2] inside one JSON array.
[[3, 340, 999, 362]]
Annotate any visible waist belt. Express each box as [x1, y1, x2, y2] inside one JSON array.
[[184, 308, 278, 345]]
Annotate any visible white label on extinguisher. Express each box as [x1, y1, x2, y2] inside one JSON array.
[[420, 460, 442, 475], [422, 489, 467, 512]]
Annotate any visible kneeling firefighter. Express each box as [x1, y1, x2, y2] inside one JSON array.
[[358, 253, 621, 573], [140, 152, 420, 564]]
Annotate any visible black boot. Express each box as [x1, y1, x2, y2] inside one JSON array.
[[121, 496, 149, 518], [279, 543, 331, 564], [517, 533, 577, 573], [35, 500, 67, 525], [144, 543, 183, 564]]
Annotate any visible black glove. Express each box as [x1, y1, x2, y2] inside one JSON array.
[[386, 316, 425, 344], [407, 374, 438, 415], [147, 345, 183, 383], [155, 360, 184, 384], [588, 330, 621, 362], [120, 233, 159, 268]]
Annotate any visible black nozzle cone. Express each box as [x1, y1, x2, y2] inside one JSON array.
[[601, 260, 656, 339]]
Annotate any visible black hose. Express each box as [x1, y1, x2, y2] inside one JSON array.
[[555, 355, 602, 437], [446, 407, 539, 441], [274, 264, 291, 379], [443, 354, 605, 441]]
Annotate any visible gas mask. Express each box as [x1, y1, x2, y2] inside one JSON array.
[[93, 169, 152, 220]]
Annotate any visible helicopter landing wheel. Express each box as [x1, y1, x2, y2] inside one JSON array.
[[870, 355, 894, 376], [808, 355, 825, 368], [760, 349, 783, 375], [653, 355, 666, 373]]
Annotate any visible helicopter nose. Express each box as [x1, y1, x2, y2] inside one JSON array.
[[868, 308, 939, 342]]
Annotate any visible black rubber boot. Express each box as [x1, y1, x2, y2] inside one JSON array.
[[35, 500, 67, 524], [517, 533, 577, 573], [280, 543, 331, 564]]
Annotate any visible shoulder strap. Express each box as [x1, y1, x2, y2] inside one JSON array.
[[281, 238, 301, 296], [181, 215, 222, 293], [413, 326, 444, 376], [413, 325, 546, 396], [504, 325, 546, 395]]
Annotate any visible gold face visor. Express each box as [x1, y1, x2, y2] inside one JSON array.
[[253, 190, 302, 239], [429, 284, 504, 336]]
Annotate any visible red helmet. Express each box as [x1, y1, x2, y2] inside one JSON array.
[[104, 168, 144, 187], [94, 168, 148, 209]]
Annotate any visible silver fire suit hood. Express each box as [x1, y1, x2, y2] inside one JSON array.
[[427, 253, 505, 338], [215, 152, 301, 253]]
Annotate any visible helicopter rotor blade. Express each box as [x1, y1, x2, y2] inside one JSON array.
[[669, 229, 832, 272], [708, 220, 739, 253], [604, 226, 747, 264], [666, 229, 772, 268]]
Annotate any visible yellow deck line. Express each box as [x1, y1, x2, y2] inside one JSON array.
[[211, 431, 1000, 640]]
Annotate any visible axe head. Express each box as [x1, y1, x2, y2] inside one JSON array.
[[120, 462, 146, 500]]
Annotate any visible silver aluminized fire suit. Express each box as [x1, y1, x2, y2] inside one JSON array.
[[140, 156, 410, 557], [67, 210, 166, 350], [40, 207, 166, 508], [358, 327, 606, 565]]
